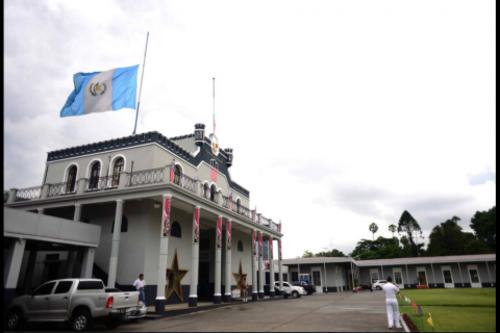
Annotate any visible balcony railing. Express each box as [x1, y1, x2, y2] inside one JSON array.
[[48, 182, 77, 197], [15, 186, 41, 201], [9, 165, 281, 233]]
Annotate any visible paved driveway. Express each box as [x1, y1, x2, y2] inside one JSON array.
[[117, 291, 404, 332]]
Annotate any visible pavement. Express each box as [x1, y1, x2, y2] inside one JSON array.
[[12, 291, 405, 332], [117, 291, 406, 332]]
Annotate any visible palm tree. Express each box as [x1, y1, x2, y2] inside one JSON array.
[[388, 224, 397, 238], [369, 222, 379, 240]]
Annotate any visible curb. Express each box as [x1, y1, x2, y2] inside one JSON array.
[[400, 314, 410, 332]]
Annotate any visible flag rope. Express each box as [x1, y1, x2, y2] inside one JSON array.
[[133, 31, 149, 135]]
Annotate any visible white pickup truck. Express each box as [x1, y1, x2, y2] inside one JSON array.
[[274, 281, 306, 298], [6, 278, 146, 331]]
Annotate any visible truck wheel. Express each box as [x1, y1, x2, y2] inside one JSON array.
[[292, 291, 299, 298], [6, 309, 24, 330], [70, 309, 93, 331], [104, 318, 121, 329]]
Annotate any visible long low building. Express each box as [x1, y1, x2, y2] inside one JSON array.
[[277, 254, 496, 292]]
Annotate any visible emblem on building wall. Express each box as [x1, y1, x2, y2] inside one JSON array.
[[209, 133, 219, 156], [165, 250, 188, 302]]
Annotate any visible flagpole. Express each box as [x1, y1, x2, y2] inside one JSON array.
[[133, 32, 150, 135], [212, 77, 216, 134]]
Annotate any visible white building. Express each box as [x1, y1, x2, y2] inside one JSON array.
[[4, 123, 285, 312]]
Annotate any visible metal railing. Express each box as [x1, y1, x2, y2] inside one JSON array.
[[48, 182, 77, 197], [128, 167, 166, 187], [15, 186, 41, 201], [172, 173, 198, 195], [86, 175, 116, 192]]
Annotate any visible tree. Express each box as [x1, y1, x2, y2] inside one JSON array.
[[388, 224, 397, 238], [350, 237, 402, 260], [315, 249, 346, 257], [302, 250, 314, 258], [470, 206, 496, 251], [369, 222, 379, 240], [397, 210, 423, 257]]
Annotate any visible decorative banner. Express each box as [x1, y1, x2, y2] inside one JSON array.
[[258, 232, 264, 257], [268, 238, 273, 259], [278, 239, 282, 260], [252, 230, 257, 255], [193, 207, 200, 243], [216, 216, 222, 248], [411, 300, 417, 311], [226, 220, 232, 250], [162, 196, 171, 237], [169, 161, 175, 183]]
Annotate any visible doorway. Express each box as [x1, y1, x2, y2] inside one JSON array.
[[467, 265, 482, 288], [441, 265, 454, 288], [416, 267, 428, 286], [392, 268, 404, 288], [312, 268, 322, 293]]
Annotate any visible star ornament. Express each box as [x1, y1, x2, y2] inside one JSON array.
[[165, 250, 188, 302], [232, 261, 247, 291]]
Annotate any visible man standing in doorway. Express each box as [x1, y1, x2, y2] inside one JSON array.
[[382, 276, 402, 329], [133, 273, 146, 305]]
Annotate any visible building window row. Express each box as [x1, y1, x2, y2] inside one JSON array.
[[65, 157, 125, 191]]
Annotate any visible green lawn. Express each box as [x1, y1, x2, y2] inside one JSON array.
[[399, 288, 496, 332]]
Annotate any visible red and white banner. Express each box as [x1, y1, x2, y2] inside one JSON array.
[[258, 232, 264, 257], [252, 230, 256, 255], [216, 216, 222, 248], [162, 196, 171, 237], [226, 220, 232, 250], [193, 207, 200, 243], [169, 162, 175, 183], [268, 238, 273, 259]]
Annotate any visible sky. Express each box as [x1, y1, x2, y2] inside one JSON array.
[[4, 0, 496, 258]]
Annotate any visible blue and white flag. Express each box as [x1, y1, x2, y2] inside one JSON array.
[[60, 65, 139, 117]]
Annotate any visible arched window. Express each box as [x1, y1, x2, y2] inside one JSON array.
[[171, 221, 181, 238], [203, 183, 210, 200], [111, 157, 124, 187], [66, 165, 77, 193], [237, 240, 244, 252], [174, 165, 182, 185], [88, 162, 101, 190], [236, 199, 241, 213], [111, 216, 128, 233], [210, 184, 217, 202]]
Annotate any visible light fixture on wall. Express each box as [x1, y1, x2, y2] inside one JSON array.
[[153, 201, 161, 209]]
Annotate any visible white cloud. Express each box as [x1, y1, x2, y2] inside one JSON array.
[[4, 0, 495, 258]]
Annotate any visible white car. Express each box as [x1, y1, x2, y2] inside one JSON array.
[[274, 281, 306, 298], [372, 280, 388, 290]]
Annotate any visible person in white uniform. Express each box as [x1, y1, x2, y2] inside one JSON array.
[[382, 276, 402, 329]]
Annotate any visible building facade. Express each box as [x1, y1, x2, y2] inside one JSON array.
[[4, 124, 285, 312], [280, 254, 496, 292]]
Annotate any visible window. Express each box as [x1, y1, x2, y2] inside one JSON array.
[[88, 162, 101, 190], [237, 240, 243, 252], [66, 165, 77, 193], [210, 184, 217, 202], [46, 253, 60, 260], [111, 157, 124, 187], [111, 216, 128, 233], [34, 281, 56, 295], [171, 221, 181, 238], [55, 281, 73, 294], [174, 165, 182, 185], [291, 272, 298, 283], [77, 280, 104, 290], [283, 273, 288, 282], [203, 183, 210, 200], [236, 199, 241, 213], [210, 159, 218, 169]]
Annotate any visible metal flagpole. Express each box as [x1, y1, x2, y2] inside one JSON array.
[[133, 32, 150, 135]]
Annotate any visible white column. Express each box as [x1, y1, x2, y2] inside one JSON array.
[[224, 220, 232, 302], [155, 193, 172, 313], [73, 203, 82, 222], [213, 215, 223, 303], [269, 237, 275, 297], [278, 238, 283, 292], [323, 261, 328, 293], [189, 206, 200, 307], [251, 230, 258, 301], [4, 238, 26, 289], [107, 199, 123, 288], [457, 262, 464, 287], [430, 263, 436, 288], [485, 261, 493, 287], [80, 247, 95, 278], [258, 231, 264, 298]]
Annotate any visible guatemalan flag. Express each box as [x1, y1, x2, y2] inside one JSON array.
[[60, 65, 139, 117]]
